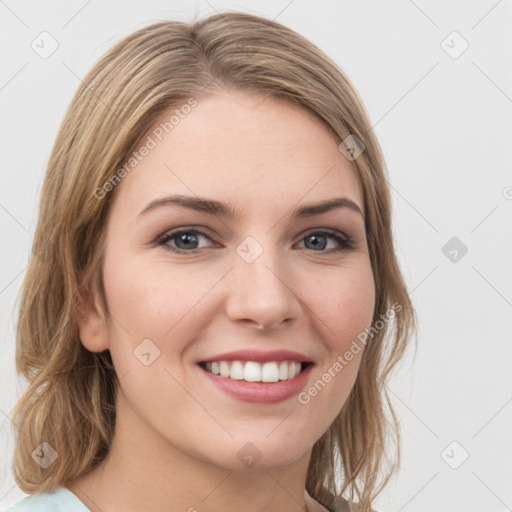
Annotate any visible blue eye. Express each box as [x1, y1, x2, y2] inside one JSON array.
[[156, 228, 354, 254], [156, 229, 212, 253], [298, 230, 354, 252]]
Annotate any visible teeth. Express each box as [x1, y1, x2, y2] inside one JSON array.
[[219, 361, 230, 378], [244, 361, 261, 382], [278, 361, 288, 380], [261, 362, 280, 383], [203, 360, 303, 382], [230, 361, 244, 380]]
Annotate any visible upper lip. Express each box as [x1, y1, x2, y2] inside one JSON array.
[[199, 349, 313, 364]]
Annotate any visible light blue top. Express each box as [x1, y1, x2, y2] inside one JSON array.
[[3, 487, 89, 511], [4, 486, 356, 512]]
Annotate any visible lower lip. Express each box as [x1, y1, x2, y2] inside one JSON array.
[[198, 364, 314, 404]]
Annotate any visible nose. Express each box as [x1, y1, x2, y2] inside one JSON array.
[[224, 246, 302, 332]]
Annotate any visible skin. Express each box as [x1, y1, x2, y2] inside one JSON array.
[[68, 89, 375, 512]]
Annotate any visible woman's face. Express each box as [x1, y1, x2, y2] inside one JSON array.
[[83, 90, 375, 470]]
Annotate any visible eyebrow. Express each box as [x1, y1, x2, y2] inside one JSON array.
[[139, 194, 364, 219]]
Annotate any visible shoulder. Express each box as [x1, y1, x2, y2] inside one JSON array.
[[331, 496, 380, 512], [330, 495, 359, 512], [307, 490, 378, 512], [332, 496, 381, 512], [3, 487, 90, 512]]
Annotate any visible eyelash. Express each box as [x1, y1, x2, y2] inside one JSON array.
[[155, 228, 355, 254]]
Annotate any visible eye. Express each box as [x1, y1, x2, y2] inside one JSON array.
[[156, 227, 354, 254], [156, 229, 215, 253], [296, 230, 355, 253]]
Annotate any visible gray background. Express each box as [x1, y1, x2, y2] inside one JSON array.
[[1, 1, 511, 510]]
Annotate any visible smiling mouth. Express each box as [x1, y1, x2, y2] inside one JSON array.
[[198, 360, 312, 383]]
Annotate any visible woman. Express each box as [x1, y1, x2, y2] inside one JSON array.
[[7, 11, 415, 512]]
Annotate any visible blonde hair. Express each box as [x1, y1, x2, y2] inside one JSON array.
[[11, 12, 416, 512]]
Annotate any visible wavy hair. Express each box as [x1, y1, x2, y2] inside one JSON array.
[[11, 12, 416, 512]]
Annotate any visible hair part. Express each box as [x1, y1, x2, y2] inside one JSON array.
[[11, 12, 416, 512]]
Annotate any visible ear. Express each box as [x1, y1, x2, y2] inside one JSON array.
[[76, 280, 110, 353]]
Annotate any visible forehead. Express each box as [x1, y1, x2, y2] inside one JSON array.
[[112, 90, 363, 218]]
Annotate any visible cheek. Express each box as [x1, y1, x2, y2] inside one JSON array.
[[310, 261, 375, 351], [100, 255, 204, 415], [293, 265, 374, 438], [103, 253, 210, 334], [101, 253, 222, 376]]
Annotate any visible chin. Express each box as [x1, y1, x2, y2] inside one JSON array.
[[208, 439, 311, 472]]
